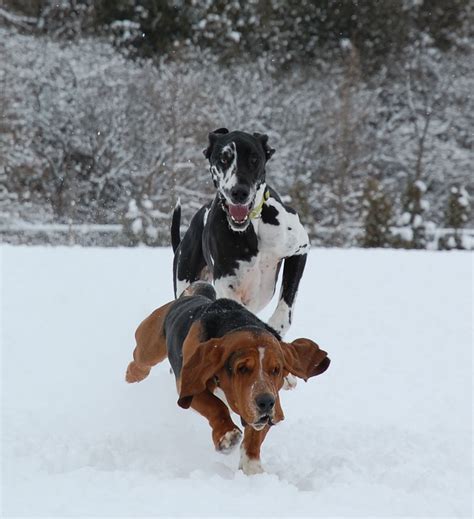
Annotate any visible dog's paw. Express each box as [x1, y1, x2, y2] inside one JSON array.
[[239, 448, 264, 475], [216, 428, 242, 454], [125, 361, 150, 383], [282, 373, 298, 390]]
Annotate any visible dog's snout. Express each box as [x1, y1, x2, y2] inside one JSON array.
[[230, 184, 250, 204], [255, 393, 275, 414]]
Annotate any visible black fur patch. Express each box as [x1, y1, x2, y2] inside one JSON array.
[[200, 299, 280, 341], [261, 204, 280, 226], [280, 254, 307, 307], [164, 295, 212, 377]]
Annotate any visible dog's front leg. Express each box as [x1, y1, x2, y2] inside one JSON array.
[[239, 425, 271, 475], [268, 253, 307, 336], [268, 253, 307, 390], [190, 389, 242, 454]]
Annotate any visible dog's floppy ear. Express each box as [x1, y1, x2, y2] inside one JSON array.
[[203, 127, 229, 159], [177, 333, 227, 409], [253, 132, 275, 161], [281, 338, 330, 381]]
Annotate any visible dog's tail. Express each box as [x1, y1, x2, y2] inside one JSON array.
[[171, 198, 181, 253]]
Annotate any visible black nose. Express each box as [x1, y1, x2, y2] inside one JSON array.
[[230, 184, 250, 204], [255, 393, 275, 414]]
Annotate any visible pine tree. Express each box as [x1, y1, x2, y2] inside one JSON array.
[[360, 178, 393, 248], [438, 186, 470, 250], [394, 180, 432, 249]]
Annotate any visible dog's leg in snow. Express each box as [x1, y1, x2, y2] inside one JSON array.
[[190, 389, 242, 453], [239, 424, 270, 475]]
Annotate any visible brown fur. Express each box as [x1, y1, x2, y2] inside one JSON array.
[[125, 302, 173, 383]]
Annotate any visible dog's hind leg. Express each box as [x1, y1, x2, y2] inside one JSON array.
[[126, 302, 173, 383]]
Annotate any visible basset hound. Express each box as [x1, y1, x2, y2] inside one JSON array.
[[125, 282, 330, 475]]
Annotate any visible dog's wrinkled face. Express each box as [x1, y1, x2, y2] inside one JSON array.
[[215, 333, 286, 430], [203, 128, 275, 231], [178, 327, 330, 430]]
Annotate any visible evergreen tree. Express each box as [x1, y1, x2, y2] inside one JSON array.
[[360, 178, 393, 248], [394, 180, 432, 249], [438, 186, 470, 249]]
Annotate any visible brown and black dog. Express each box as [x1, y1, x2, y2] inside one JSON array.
[[125, 282, 330, 475]]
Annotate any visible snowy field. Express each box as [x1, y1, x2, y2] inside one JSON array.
[[1, 246, 472, 518]]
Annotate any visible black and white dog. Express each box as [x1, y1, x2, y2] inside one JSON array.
[[171, 128, 309, 337]]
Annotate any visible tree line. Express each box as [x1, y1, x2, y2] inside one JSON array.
[[0, 1, 472, 248]]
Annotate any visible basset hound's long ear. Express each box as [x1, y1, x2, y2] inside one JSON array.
[[177, 329, 227, 409], [253, 132, 275, 161], [203, 128, 229, 159], [281, 338, 330, 381]]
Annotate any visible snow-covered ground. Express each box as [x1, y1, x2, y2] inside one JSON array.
[[1, 246, 472, 517]]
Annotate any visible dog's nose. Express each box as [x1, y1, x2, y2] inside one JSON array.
[[230, 184, 250, 204], [255, 393, 275, 414]]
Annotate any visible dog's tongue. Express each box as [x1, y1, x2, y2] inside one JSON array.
[[228, 203, 250, 222]]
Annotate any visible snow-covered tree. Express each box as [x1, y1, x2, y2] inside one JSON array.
[[438, 186, 470, 250], [1, 3, 472, 248], [394, 180, 435, 249]]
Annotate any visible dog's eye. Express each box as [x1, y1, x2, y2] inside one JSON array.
[[271, 366, 280, 376], [237, 365, 250, 375], [249, 156, 258, 166], [221, 154, 232, 166]]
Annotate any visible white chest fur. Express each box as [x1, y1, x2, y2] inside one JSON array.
[[214, 198, 309, 313], [214, 250, 280, 313]]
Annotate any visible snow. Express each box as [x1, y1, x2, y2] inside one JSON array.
[[400, 212, 411, 225], [1, 246, 472, 517], [131, 218, 142, 234], [459, 195, 469, 208], [228, 31, 241, 43], [413, 214, 422, 228], [340, 38, 352, 50], [397, 226, 414, 242], [414, 180, 427, 193]]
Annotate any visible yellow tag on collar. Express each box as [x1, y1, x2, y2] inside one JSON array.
[[249, 190, 270, 219]]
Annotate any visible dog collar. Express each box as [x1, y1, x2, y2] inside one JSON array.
[[249, 189, 270, 219]]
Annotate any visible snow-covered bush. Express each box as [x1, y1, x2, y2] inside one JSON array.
[[122, 196, 168, 247]]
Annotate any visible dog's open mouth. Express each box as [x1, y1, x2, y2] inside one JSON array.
[[221, 199, 254, 228], [252, 415, 273, 430]]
